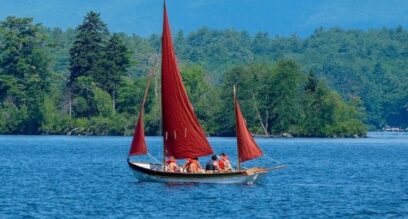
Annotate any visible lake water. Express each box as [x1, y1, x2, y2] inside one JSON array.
[[1, 132, 407, 218]]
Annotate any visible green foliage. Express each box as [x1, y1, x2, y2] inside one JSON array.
[[180, 64, 225, 134], [220, 62, 366, 137], [300, 72, 367, 137], [116, 77, 145, 115], [68, 11, 109, 117], [66, 115, 129, 135], [94, 87, 112, 117], [218, 63, 268, 136], [0, 101, 28, 133], [72, 76, 97, 117], [69, 11, 108, 82], [68, 13, 130, 118], [94, 34, 130, 95], [0, 13, 378, 137], [86, 115, 127, 135], [181, 64, 209, 103], [0, 16, 50, 134], [172, 27, 408, 129], [41, 95, 70, 134], [266, 61, 304, 133]]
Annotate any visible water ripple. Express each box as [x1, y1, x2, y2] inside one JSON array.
[[0, 133, 407, 218]]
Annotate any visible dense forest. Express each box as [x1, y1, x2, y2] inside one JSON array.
[[1, 11, 407, 137]]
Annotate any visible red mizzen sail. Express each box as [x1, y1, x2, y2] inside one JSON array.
[[128, 79, 151, 156], [161, 3, 213, 159], [234, 87, 263, 162]]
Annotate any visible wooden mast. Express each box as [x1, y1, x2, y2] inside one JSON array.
[[233, 85, 241, 171]]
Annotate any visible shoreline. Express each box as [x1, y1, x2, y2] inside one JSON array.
[[0, 133, 391, 138]]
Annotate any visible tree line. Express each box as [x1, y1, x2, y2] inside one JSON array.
[[4, 11, 402, 136]]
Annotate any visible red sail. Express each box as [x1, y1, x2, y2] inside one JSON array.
[[129, 109, 147, 156], [161, 3, 213, 159], [128, 79, 151, 156], [234, 88, 263, 162]]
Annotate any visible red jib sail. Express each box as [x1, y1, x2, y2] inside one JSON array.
[[161, 3, 213, 159], [234, 87, 263, 162], [128, 79, 151, 156]]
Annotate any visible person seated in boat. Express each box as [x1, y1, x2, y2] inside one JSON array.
[[182, 158, 192, 172], [166, 156, 180, 172], [219, 153, 232, 171], [183, 157, 202, 173], [205, 155, 221, 172]]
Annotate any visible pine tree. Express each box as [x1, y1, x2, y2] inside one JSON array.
[[302, 71, 327, 136], [93, 34, 130, 113], [69, 11, 108, 81], [68, 11, 109, 117], [0, 17, 50, 133], [267, 60, 303, 134]]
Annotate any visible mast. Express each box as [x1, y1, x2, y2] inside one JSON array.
[[128, 56, 157, 157], [233, 85, 241, 170], [128, 78, 151, 157], [234, 86, 263, 166]]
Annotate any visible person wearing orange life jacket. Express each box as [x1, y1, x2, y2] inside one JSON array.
[[219, 153, 232, 171], [205, 155, 221, 172], [166, 156, 180, 172], [183, 157, 203, 173], [182, 158, 192, 172]]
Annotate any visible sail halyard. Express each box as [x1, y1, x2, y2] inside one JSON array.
[[234, 86, 263, 163], [128, 78, 151, 157], [161, 3, 213, 159]]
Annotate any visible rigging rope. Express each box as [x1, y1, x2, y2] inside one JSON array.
[[147, 153, 162, 164], [264, 154, 282, 165]]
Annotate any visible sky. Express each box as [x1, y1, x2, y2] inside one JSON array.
[[0, 0, 407, 37]]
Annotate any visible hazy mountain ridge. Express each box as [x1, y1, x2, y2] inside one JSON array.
[[40, 24, 408, 129], [1, 0, 407, 37]]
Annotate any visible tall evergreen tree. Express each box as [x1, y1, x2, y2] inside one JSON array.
[[302, 72, 330, 136], [0, 17, 50, 133], [68, 11, 109, 117], [69, 11, 108, 82], [266, 60, 303, 134], [94, 34, 130, 113]]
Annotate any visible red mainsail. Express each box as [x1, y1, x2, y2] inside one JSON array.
[[128, 79, 151, 156], [234, 87, 263, 162], [161, 3, 213, 159]]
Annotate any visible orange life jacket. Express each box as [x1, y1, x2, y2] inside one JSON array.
[[187, 159, 200, 172], [166, 160, 176, 165], [219, 159, 225, 169]]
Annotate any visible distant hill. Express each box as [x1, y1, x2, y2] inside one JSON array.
[[42, 24, 408, 129], [1, 2, 408, 134], [1, 0, 407, 37]]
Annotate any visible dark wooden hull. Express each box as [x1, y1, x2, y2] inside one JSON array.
[[128, 161, 269, 184]]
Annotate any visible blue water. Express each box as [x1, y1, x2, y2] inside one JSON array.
[[1, 133, 407, 218]]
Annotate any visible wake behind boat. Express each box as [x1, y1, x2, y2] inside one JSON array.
[[127, 2, 285, 184]]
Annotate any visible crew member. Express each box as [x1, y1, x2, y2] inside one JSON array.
[[219, 153, 232, 171], [166, 156, 179, 172], [205, 155, 221, 172], [184, 157, 202, 173]]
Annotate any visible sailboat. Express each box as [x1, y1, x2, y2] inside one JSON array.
[[127, 3, 284, 184]]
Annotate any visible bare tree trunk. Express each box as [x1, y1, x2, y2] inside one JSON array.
[[112, 90, 116, 115], [252, 93, 268, 135], [265, 110, 269, 133], [154, 73, 158, 98], [68, 89, 72, 124]]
